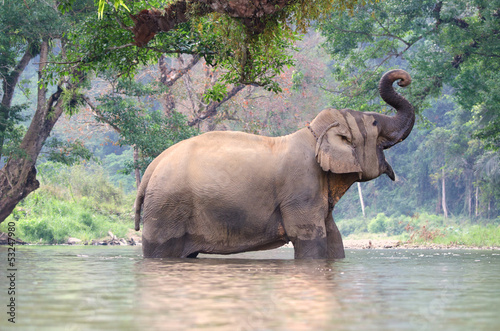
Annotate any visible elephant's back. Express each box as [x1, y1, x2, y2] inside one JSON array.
[[150, 131, 282, 186], [144, 130, 284, 211]]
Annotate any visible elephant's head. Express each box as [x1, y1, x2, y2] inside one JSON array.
[[310, 69, 415, 181]]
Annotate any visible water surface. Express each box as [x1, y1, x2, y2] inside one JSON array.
[[1, 246, 499, 330]]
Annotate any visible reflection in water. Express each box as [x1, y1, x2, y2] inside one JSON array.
[[0, 246, 499, 330], [135, 258, 346, 330]]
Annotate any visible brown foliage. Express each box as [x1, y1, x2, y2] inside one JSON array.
[[405, 222, 444, 242]]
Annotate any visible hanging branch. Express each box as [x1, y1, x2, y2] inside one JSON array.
[[129, 0, 293, 47]]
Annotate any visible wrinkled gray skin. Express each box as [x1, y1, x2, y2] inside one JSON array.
[[135, 70, 415, 259]]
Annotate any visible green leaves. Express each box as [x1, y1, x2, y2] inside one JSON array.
[[319, 0, 500, 150], [64, 1, 369, 102], [94, 85, 198, 173], [44, 138, 95, 165], [317, 0, 500, 220], [203, 84, 227, 103], [98, 0, 131, 19]]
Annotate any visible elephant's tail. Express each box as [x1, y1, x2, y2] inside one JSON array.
[[134, 181, 147, 231], [133, 152, 165, 231]]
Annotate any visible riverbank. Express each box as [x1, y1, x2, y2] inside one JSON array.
[[343, 238, 500, 250], [0, 229, 142, 246], [2, 230, 500, 250]]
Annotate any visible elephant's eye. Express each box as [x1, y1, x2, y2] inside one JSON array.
[[373, 120, 378, 126], [340, 135, 351, 143]]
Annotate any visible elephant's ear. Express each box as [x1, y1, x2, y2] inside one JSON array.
[[315, 122, 362, 174]]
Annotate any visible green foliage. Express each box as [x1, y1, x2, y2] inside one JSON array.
[[342, 213, 419, 237], [100, 149, 136, 192], [339, 212, 500, 246], [61, 87, 88, 116], [197, 16, 299, 95], [336, 218, 367, 237], [0, 162, 134, 243], [401, 217, 500, 247], [383, 215, 410, 236], [367, 213, 388, 233], [432, 225, 500, 247], [55, 1, 371, 102], [0, 104, 29, 158], [0, 0, 94, 163], [319, 0, 500, 149], [94, 78, 198, 172], [44, 138, 95, 165]]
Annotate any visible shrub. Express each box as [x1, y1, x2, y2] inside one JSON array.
[[367, 213, 388, 233], [405, 222, 444, 243], [337, 218, 367, 236], [432, 224, 500, 247], [385, 215, 411, 236], [417, 212, 446, 228], [20, 218, 56, 243]]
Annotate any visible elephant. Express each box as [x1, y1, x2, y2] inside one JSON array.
[[134, 69, 415, 259]]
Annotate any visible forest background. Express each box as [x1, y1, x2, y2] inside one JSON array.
[[0, 0, 499, 246]]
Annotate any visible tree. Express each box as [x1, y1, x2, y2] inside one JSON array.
[[0, 0, 92, 223], [84, 73, 198, 183], [156, 54, 246, 130], [319, 0, 500, 149]]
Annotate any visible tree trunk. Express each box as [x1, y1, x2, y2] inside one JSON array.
[[475, 185, 479, 218], [357, 182, 366, 218], [436, 183, 441, 214], [0, 40, 82, 224], [466, 174, 472, 219], [468, 184, 472, 219], [442, 168, 448, 219]]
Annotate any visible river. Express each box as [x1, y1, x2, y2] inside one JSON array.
[[1, 245, 499, 330]]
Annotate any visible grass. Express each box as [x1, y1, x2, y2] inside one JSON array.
[[424, 225, 500, 247], [0, 162, 135, 244], [338, 212, 500, 247]]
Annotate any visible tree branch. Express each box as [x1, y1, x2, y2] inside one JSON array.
[[0, 43, 36, 159], [188, 84, 245, 126], [82, 95, 122, 133], [373, 16, 410, 46], [1, 45, 34, 107], [158, 54, 200, 87]]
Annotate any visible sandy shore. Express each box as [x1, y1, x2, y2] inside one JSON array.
[[343, 238, 500, 250], [1, 231, 498, 250]]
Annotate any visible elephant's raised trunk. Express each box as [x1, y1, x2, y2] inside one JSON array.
[[378, 69, 415, 149]]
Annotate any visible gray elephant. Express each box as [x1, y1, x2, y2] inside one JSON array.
[[135, 69, 415, 259]]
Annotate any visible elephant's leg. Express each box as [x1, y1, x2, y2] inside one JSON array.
[[142, 195, 199, 258], [281, 207, 328, 259], [292, 236, 328, 259], [325, 213, 345, 259], [142, 233, 186, 258]]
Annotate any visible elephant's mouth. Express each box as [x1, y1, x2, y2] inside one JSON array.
[[383, 161, 395, 181], [377, 145, 395, 181]]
